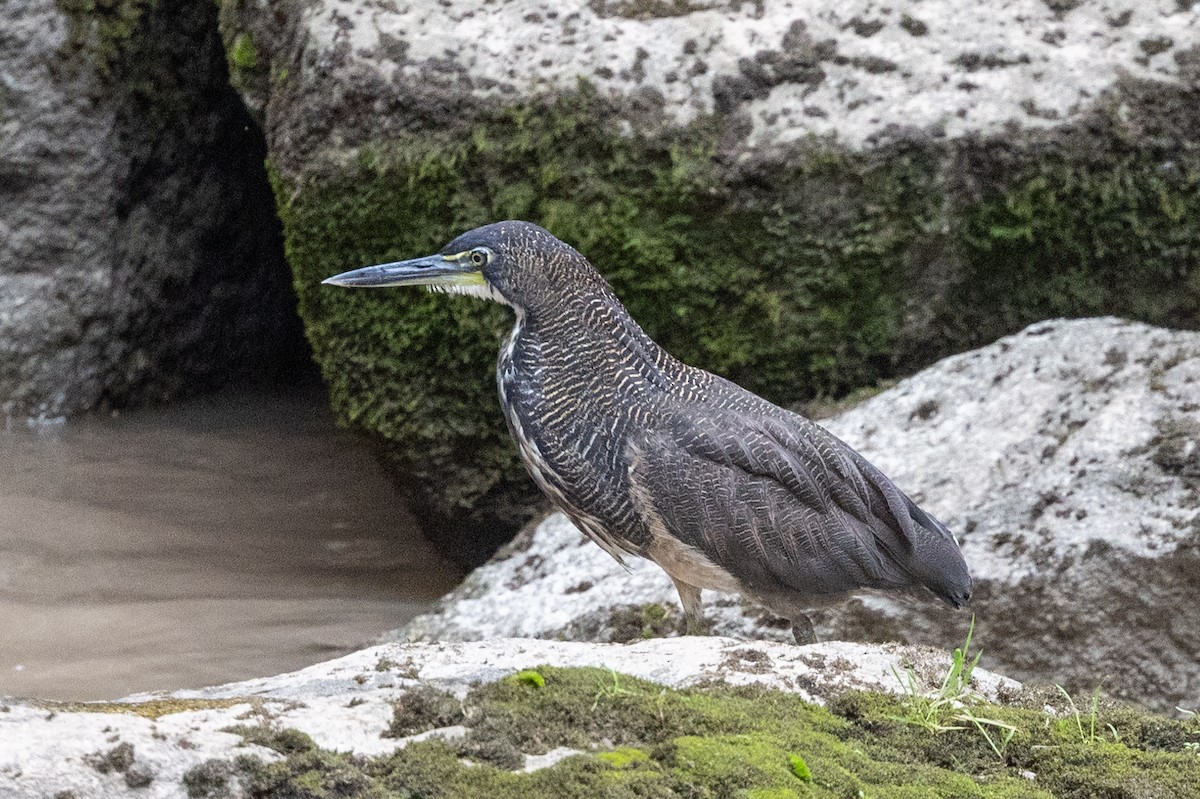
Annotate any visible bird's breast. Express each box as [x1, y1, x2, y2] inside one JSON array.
[[496, 322, 649, 558]]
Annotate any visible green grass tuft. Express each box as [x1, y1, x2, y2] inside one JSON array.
[[888, 617, 1019, 760]]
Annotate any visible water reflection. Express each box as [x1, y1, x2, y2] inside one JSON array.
[[0, 386, 461, 700]]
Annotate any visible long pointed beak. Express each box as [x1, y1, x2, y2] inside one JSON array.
[[322, 254, 484, 289]]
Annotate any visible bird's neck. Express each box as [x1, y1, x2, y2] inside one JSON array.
[[514, 289, 678, 388]]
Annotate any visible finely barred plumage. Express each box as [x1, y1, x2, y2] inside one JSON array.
[[325, 220, 972, 642]]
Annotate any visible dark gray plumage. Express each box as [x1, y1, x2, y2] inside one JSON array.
[[324, 221, 972, 642]]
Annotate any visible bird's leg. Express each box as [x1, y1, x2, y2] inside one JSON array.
[[791, 613, 818, 645], [671, 578, 709, 636]]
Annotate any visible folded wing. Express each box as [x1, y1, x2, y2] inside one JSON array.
[[629, 406, 972, 606]]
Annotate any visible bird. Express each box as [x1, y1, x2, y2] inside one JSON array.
[[323, 221, 971, 643]]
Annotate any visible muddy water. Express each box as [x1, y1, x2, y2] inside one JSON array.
[[0, 387, 462, 701]]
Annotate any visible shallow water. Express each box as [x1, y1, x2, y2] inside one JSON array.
[[0, 386, 462, 701]]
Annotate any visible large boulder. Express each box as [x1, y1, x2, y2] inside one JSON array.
[[399, 318, 1200, 713], [219, 0, 1200, 566], [0, 0, 301, 421]]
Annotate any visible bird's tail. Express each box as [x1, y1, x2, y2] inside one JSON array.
[[902, 496, 973, 608]]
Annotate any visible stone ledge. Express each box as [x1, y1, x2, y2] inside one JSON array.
[[0, 636, 1014, 798]]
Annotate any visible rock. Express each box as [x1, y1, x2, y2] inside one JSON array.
[[399, 318, 1200, 712], [0, 636, 1016, 798], [0, 0, 301, 421], [229, 0, 1200, 160], [219, 0, 1200, 567]]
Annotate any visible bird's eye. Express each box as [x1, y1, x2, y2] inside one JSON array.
[[469, 249, 489, 267]]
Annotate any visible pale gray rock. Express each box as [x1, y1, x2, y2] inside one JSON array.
[[0, 0, 119, 418], [399, 318, 1200, 712], [0, 0, 299, 420], [0, 636, 1014, 799], [391, 0, 1197, 146], [230, 0, 1200, 171]]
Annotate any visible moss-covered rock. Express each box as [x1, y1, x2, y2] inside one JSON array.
[[8, 636, 1199, 797], [213, 666, 1200, 798], [225, 1, 1200, 565], [270, 82, 1200, 564]]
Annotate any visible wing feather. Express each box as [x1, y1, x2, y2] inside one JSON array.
[[630, 406, 971, 606]]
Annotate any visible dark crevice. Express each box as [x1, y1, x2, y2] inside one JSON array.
[[103, 0, 313, 407]]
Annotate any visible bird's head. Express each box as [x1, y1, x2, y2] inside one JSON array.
[[322, 221, 602, 315]]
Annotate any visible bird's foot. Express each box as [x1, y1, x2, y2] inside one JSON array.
[[791, 615, 817, 645], [685, 615, 713, 637]]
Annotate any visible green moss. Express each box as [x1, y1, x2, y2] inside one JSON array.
[[222, 29, 264, 95], [273, 80, 1200, 562], [943, 145, 1200, 352], [88, 744, 155, 790], [224, 725, 317, 755], [788, 753, 812, 781], [669, 734, 809, 793], [603, 602, 686, 642], [516, 669, 547, 688], [194, 665, 1200, 798], [56, 0, 156, 77], [85, 741, 136, 774], [216, 0, 286, 115], [595, 747, 651, 768], [181, 759, 235, 799], [744, 790, 801, 799], [385, 685, 463, 738], [227, 31, 257, 70], [238, 750, 387, 798], [793, 378, 898, 420]]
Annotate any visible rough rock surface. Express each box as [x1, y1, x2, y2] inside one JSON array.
[[220, 0, 1200, 567], [259, 0, 1200, 157], [0, 636, 1014, 798], [399, 318, 1200, 712], [0, 0, 300, 420]]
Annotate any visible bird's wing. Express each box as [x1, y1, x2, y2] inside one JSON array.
[[628, 406, 971, 605]]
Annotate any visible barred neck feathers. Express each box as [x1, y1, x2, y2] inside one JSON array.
[[521, 284, 682, 393]]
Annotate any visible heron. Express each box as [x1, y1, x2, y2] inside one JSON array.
[[324, 221, 971, 643]]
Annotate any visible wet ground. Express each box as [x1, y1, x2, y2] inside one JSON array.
[[0, 386, 462, 701]]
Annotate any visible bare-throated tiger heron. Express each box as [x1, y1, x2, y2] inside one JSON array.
[[324, 221, 972, 643]]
